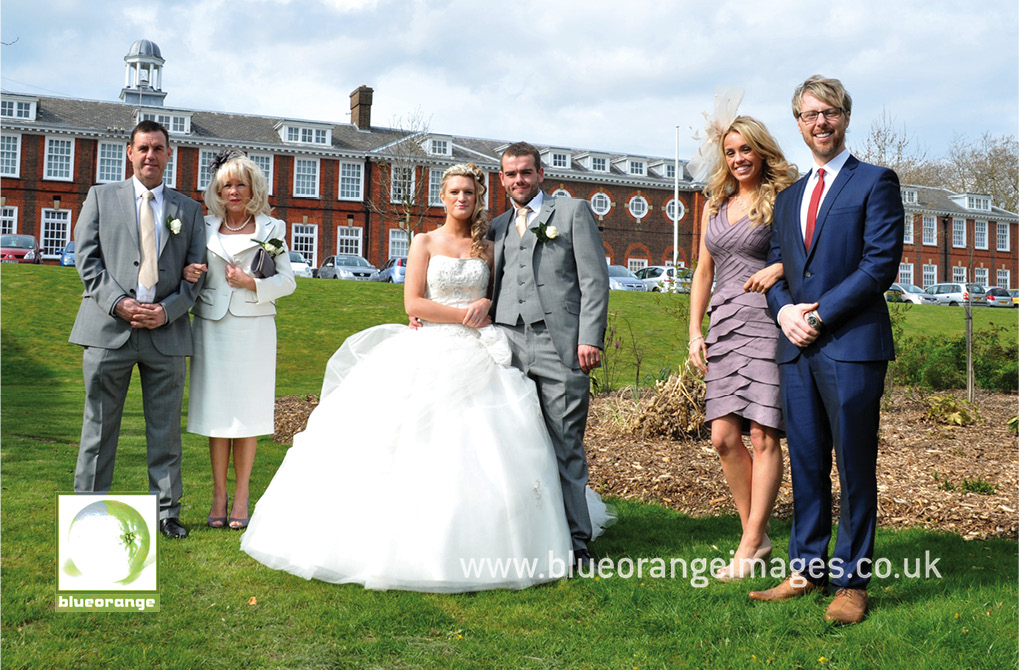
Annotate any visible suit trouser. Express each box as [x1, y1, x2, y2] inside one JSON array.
[[500, 321, 593, 551], [75, 328, 187, 520], [780, 347, 887, 590]]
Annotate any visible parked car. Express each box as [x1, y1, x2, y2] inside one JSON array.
[[60, 240, 76, 267], [1, 234, 43, 264], [375, 256, 407, 284], [288, 250, 314, 278], [634, 265, 692, 293], [607, 265, 646, 292], [317, 254, 377, 280], [885, 282, 925, 304], [983, 286, 1014, 308], [921, 282, 986, 306], [1009, 289, 1019, 307]]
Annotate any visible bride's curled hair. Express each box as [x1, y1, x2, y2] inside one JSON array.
[[441, 163, 489, 258]]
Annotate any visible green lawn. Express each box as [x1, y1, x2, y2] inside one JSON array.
[[1, 264, 1016, 669]]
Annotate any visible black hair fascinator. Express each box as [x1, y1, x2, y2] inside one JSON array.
[[208, 148, 245, 176]]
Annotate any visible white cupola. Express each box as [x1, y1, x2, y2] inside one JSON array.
[[120, 39, 167, 106]]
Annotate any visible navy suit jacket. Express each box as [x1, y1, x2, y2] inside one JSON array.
[[766, 155, 905, 364]]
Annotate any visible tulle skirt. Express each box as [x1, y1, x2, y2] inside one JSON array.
[[241, 323, 612, 592]]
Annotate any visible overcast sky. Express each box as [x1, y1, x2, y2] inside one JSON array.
[[2, 0, 1016, 172]]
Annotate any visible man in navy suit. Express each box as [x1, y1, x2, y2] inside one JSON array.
[[749, 76, 904, 624]]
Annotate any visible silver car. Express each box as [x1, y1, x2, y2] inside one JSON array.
[[375, 256, 407, 284], [607, 265, 647, 291], [921, 282, 985, 306], [634, 265, 692, 293], [318, 254, 377, 280]]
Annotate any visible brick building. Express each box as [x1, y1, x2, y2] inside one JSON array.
[[1, 39, 1016, 289]]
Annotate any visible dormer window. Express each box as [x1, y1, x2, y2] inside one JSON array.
[[136, 109, 191, 134], [901, 189, 917, 204], [426, 138, 451, 156], [591, 156, 607, 172], [629, 159, 646, 176], [278, 122, 332, 146], [575, 152, 608, 172], [0, 96, 37, 121], [967, 195, 991, 211], [551, 151, 570, 169]]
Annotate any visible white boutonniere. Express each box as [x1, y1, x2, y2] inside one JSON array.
[[252, 236, 285, 257], [165, 216, 182, 235], [531, 222, 558, 244]]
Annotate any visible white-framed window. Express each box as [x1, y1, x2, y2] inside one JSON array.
[[974, 267, 989, 287], [428, 167, 443, 206], [952, 218, 966, 248], [336, 226, 363, 256], [96, 141, 126, 183], [389, 165, 414, 204], [294, 157, 320, 197], [591, 156, 607, 172], [996, 222, 1010, 252], [551, 152, 569, 169], [897, 262, 913, 285], [1, 99, 34, 119], [590, 192, 611, 216], [1, 206, 18, 234], [429, 139, 449, 156], [903, 214, 913, 244], [975, 221, 988, 249], [997, 269, 1010, 289], [628, 159, 646, 176], [163, 148, 176, 189], [952, 266, 967, 282], [291, 223, 318, 267], [628, 195, 649, 220], [389, 228, 409, 258], [198, 149, 215, 190], [666, 198, 686, 222], [44, 136, 74, 181], [664, 164, 676, 180], [922, 215, 937, 246], [138, 111, 190, 134], [901, 189, 917, 204], [338, 161, 363, 201], [551, 188, 571, 199], [627, 258, 648, 273], [0, 134, 21, 178], [40, 208, 71, 257], [283, 125, 330, 146], [249, 153, 274, 195], [966, 195, 991, 211], [922, 264, 937, 289]]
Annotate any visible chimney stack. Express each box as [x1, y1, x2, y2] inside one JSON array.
[[350, 85, 373, 131]]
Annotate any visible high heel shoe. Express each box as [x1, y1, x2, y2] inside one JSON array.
[[228, 498, 249, 530], [207, 494, 228, 529], [714, 535, 772, 582]]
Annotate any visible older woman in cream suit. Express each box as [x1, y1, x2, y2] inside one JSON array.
[[184, 150, 296, 529]]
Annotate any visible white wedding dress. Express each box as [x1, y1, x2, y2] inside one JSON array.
[[241, 255, 612, 592]]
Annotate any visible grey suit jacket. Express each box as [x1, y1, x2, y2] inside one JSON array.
[[490, 193, 609, 369], [69, 179, 206, 356]]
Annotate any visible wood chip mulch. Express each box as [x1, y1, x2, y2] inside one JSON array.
[[274, 386, 1018, 541]]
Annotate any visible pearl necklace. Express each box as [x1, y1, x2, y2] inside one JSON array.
[[222, 215, 252, 232]]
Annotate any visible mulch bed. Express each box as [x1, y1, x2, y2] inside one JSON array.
[[275, 386, 1018, 541]]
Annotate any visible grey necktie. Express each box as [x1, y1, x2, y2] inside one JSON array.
[[515, 206, 530, 237], [139, 190, 158, 289]]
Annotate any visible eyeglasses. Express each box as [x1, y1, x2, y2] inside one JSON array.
[[798, 107, 844, 123]]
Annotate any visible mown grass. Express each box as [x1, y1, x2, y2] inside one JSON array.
[[2, 263, 1016, 669]]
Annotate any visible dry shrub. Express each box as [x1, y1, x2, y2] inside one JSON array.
[[618, 367, 708, 440]]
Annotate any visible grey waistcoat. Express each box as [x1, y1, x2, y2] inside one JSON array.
[[495, 227, 544, 325]]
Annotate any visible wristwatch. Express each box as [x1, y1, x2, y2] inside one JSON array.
[[806, 311, 823, 330]]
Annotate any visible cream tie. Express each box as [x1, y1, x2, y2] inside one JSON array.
[[139, 190, 158, 290], [515, 206, 531, 237]]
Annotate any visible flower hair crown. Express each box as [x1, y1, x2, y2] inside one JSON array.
[[685, 87, 744, 183], [442, 162, 485, 182]]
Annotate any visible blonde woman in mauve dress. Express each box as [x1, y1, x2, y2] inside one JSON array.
[[687, 108, 798, 581]]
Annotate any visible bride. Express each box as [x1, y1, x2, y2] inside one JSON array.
[[241, 163, 611, 592]]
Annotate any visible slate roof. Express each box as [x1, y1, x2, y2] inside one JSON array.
[[902, 183, 1018, 222]]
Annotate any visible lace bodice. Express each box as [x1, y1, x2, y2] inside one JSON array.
[[423, 255, 489, 308]]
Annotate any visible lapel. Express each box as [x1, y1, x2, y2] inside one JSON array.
[[491, 209, 511, 277], [117, 180, 140, 247], [159, 188, 180, 255], [529, 192, 555, 261], [806, 156, 857, 263], [206, 214, 268, 262], [785, 176, 809, 263]]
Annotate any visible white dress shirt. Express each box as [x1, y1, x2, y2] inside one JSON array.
[[517, 190, 545, 227], [798, 148, 851, 238], [132, 176, 165, 303]]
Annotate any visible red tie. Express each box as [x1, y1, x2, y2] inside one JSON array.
[[805, 168, 825, 252]]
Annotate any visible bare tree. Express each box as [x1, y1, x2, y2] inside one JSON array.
[[366, 109, 434, 256], [852, 109, 947, 186], [943, 132, 1019, 214]]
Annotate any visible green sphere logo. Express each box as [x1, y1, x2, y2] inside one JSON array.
[[67, 500, 151, 583]]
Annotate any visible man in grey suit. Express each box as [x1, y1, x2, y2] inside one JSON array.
[[490, 142, 609, 566], [70, 120, 206, 539]]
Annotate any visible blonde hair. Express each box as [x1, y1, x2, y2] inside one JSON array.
[[792, 75, 853, 119], [705, 116, 798, 227], [203, 151, 272, 220], [441, 163, 489, 258]]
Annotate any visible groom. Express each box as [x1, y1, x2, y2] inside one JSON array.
[[489, 142, 609, 566], [70, 120, 206, 539]]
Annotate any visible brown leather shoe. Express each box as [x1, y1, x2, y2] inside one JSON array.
[[824, 588, 868, 624], [748, 573, 827, 602]]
